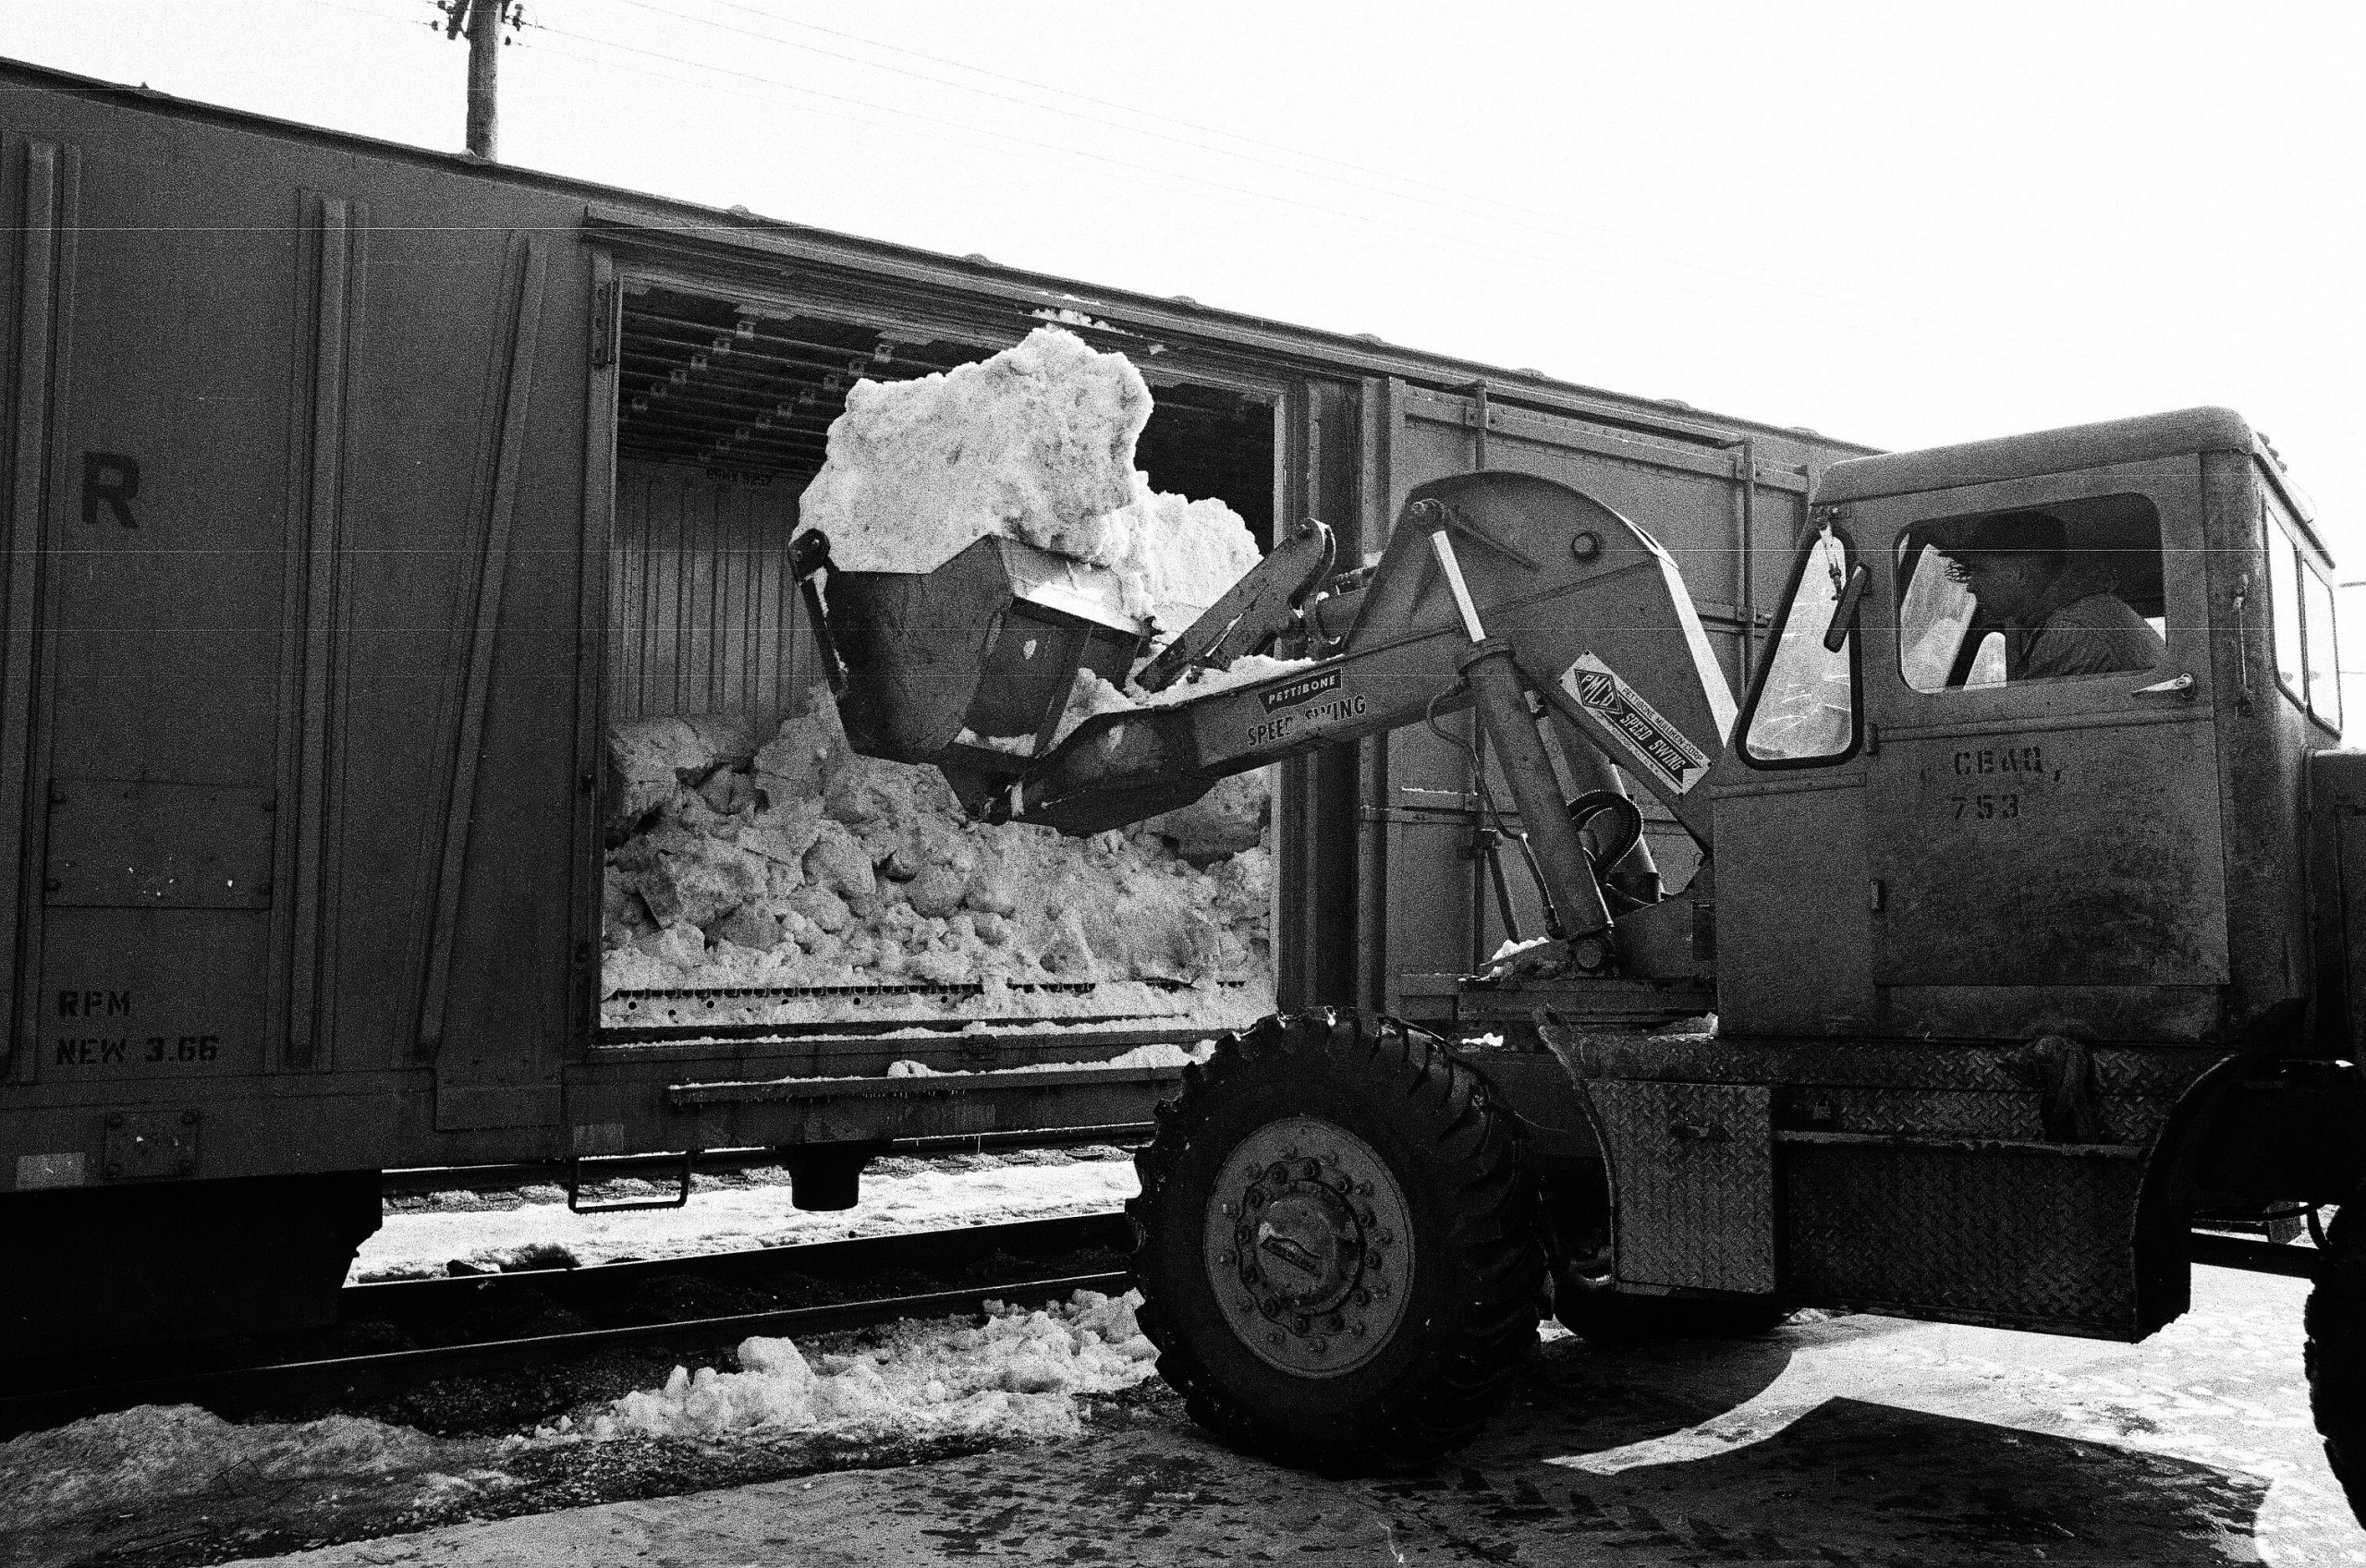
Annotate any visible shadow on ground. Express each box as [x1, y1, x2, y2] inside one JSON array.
[[1356, 1330, 2268, 1562]]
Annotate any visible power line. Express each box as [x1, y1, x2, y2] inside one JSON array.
[[511, 15, 1935, 338], [611, 0, 1904, 321], [308, 0, 1975, 346]]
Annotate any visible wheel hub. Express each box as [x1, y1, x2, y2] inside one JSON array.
[[1201, 1114, 1413, 1377]]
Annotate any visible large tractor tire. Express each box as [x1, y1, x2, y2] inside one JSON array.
[[2306, 1196, 2366, 1522], [1128, 1011, 1543, 1474]]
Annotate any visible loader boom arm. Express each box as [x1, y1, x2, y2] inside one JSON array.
[[1012, 473, 1738, 857]]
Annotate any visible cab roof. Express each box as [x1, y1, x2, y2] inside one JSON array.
[[1817, 407, 2260, 503], [1818, 406, 2316, 542]]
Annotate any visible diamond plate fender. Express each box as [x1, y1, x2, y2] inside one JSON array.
[[1585, 1079, 1775, 1293]]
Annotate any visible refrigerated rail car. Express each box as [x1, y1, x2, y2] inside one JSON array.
[[0, 57, 1871, 1352]]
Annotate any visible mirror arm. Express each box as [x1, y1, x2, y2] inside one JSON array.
[[1822, 565, 1871, 653]]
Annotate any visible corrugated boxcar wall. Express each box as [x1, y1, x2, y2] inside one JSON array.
[[608, 461, 813, 730]]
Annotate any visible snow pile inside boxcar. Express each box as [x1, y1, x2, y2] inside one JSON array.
[[799, 324, 1259, 626], [601, 689, 1273, 1026], [575, 1287, 1155, 1444]]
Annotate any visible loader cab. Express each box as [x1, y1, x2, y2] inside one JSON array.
[[1709, 407, 2324, 1048]]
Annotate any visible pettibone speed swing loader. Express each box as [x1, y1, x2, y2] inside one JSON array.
[[796, 406, 2366, 1519]]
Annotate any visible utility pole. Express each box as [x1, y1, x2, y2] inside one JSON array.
[[439, 0, 514, 160]]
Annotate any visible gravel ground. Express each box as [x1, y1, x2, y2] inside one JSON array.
[[198, 1266, 2366, 1566], [11, 1204, 2363, 1566]]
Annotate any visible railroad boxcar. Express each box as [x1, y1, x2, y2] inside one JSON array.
[[0, 57, 1867, 1354]]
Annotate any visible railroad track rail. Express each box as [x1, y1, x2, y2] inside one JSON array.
[[0, 1212, 1132, 1437]]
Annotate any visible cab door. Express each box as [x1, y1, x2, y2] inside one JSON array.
[[1855, 455, 2227, 1041]]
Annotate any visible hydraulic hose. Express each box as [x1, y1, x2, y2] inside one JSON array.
[[1565, 791, 1644, 876]]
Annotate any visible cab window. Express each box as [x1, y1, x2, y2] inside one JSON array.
[[2305, 565, 2341, 733], [1896, 495, 2165, 693], [2267, 509, 2304, 699], [2264, 494, 2340, 735], [1740, 522, 1858, 765]]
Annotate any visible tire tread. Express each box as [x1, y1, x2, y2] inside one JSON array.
[[1128, 1010, 1542, 1474]]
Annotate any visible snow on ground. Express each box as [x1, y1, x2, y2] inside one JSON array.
[[542, 1288, 1156, 1449], [352, 1153, 1139, 1283], [882, 1039, 1210, 1076], [1, 1154, 1159, 1562], [0, 1404, 494, 1533], [0, 1290, 1157, 1566], [1545, 1268, 2354, 1564]]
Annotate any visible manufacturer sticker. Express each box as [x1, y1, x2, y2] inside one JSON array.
[[1561, 652, 1711, 794], [1244, 666, 1365, 748], [1257, 668, 1340, 712]]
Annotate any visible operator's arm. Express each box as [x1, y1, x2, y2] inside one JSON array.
[[2018, 593, 2167, 681]]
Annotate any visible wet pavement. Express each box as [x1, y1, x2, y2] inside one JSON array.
[[237, 1264, 2364, 1565]]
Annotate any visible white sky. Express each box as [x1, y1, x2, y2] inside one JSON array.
[[11, 1, 2364, 564]]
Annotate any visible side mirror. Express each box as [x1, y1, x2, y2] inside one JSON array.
[[1822, 565, 1870, 653]]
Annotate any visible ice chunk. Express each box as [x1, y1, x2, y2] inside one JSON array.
[[1141, 769, 1270, 865], [905, 864, 968, 918], [635, 924, 706, 969], [797, 328, 1263, 626], [634, 843, 765, 931], [603, 685, 1275, 1023], [799, 326, 1151, 579], [579, 1289, 1161, 1447], [1118, 485, 1262, 631], [1047, 670, 1139, 748], [802, 820, 877, 903], [607, 712, 761, 836]]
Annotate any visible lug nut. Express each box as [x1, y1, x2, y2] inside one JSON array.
[[1359, 1206, 1376, 1225], [1266, 1162, 1288, 1184], [1299, 1159, 1321, 1180], [1247, 1186, 1268, 1209], [1293, 1316, 1311, 1334], [1219, 1200, 1237, 1218], [1353, 1287, 1371, 1306], [1311, 1337, 1329, 1354], [1377, 1230, 1395, 1246], [1351, 1321, 1367, 1337], [1365, 1250, 1383, 1269]]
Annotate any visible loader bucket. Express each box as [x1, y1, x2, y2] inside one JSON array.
[[811, 531, 1146, 787]]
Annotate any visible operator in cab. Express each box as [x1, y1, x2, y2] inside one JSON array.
[[1940, 510, 2165, 682]]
